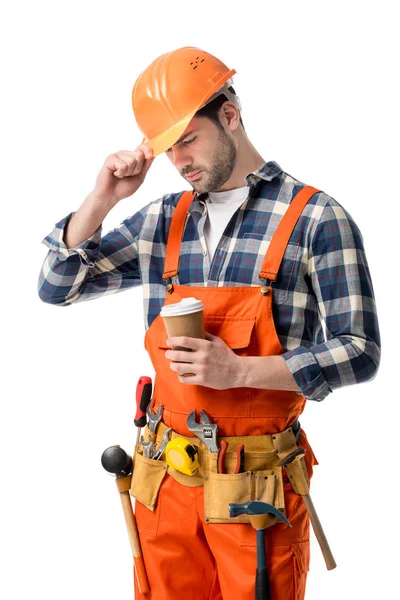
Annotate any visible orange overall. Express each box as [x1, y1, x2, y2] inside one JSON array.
[[134, 186, 320, 600]]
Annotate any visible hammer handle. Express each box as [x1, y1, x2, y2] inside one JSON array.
[[120, 490, 150, 593], [256, 567, 271, 600], [303, 494, 336, 571], [255, 529, 271, 599]]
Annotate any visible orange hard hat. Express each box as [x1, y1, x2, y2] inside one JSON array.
[[132, 47, 236, 156]]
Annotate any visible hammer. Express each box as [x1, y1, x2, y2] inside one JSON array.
[[229, 500, 291, 600], [278, 447, 336, 570], [101, 445, 150, 594]]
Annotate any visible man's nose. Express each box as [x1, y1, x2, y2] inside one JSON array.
[[171, 145, 192, 171]]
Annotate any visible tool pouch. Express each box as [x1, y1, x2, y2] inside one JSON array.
[[283, 453, 310, 495], [129, 445, 168, 511], [203, 444, 285, 527], [272, 425, 318, 495]]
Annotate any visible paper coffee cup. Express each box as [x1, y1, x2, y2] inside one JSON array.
[[160, 297, 205, 351]]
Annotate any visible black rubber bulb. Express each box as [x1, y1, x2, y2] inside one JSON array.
[[101, 445, 132, 476]]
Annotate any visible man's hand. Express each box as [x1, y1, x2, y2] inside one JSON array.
[[63, 144, 155, 249], [91, 143, 154, 205], [165, 332, 242, 389], [165, 333, 302, 393]]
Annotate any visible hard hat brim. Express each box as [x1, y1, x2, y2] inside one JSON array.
[[142, 68, 236, 156], [142, 108, 198, 157]]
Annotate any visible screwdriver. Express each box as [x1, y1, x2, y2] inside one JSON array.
[[134, 376, 152, 446]]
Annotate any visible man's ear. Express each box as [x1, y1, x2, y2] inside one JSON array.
[[220, 102, 240, 131]]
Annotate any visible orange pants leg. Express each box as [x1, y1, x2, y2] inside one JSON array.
[[134, 475, 223, 600], [203, 481, 310, 599], [134, 474, 311, 600]]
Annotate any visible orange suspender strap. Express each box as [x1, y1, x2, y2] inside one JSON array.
[[258, 185, 322, 282], [162, 190, 196, 280], [162, 186, 322, 281]]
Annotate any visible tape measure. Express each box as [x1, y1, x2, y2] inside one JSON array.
[[165, 437, 200, 476]]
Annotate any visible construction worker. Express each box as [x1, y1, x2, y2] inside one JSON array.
[[38, 47, 381, 599]]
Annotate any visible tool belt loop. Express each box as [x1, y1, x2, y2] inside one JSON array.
[[271, 423, 300, 463]]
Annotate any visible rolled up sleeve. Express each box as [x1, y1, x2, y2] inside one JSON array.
[[38, 208, 145, 306], [41, 212, 102, 267], [282, 199, 381, 401]]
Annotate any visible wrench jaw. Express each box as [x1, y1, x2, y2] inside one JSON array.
[[186, 410, 219, 453], [152, 427, 172, 460], [199, 410, 212, 425], [186, 410, 197, 431], [146, 403, 163, 434], [140, 428, 172, 460], [187, 409, 212, 427], [140, 436, 156, 458]]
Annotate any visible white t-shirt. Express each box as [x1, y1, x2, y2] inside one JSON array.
[[203, 186, 249, 261]]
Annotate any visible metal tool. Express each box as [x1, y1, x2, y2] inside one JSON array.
[[101, 445, 150, 595], [186, 410, 219, 453], [235, 444, 245, 473], [217, 440, 229, 473], [217, 441, 245, 474], [278, 447, 336, 570], [146, 403, 163, 435], [229, 501, 291, 600], [134, 376, 152, 446], [151, 427, 172, 460], [140, 436, 156, 458]]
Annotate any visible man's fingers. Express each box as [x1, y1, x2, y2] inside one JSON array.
[[165, 349, 195, 363], [138, 154, 155, 180], [109, 145, 154, 178], [204, 331, 217, 341], [115, 152, 143, 176], [115, 145, 153, 159], [136, 143, 154, 159], [166, 336, 208, 350]]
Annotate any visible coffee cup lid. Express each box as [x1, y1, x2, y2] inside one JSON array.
[[160, 297, 204, 317]]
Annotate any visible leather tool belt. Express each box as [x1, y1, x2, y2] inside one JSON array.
[[130, 419, 304, 527]]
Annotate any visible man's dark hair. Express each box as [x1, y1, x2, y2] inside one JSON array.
[[195, 86, 245, 132]]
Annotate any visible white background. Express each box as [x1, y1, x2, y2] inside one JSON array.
[[1, 1, 398, 598]]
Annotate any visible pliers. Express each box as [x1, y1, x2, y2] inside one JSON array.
[[217, 441, 245, 474]]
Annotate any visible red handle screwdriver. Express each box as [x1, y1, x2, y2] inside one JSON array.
[[134, 376, 152, 445]]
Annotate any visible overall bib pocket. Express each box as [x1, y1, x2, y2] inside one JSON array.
[[204, 315, 256, 357]]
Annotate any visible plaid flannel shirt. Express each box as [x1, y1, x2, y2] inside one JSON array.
[[38, 161, 381, 401]]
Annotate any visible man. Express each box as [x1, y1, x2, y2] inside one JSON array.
[[38, 47, 381, 599]]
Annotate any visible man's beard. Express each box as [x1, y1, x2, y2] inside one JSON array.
[[189, 128, 237, 193]]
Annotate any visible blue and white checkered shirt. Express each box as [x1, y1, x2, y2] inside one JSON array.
[[38, 160, 381, 402]]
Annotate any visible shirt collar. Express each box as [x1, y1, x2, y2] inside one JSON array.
[[192, 160, 283, 205], [245, 160, 283, 184]]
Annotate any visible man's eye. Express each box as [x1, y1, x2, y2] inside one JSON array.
[[183, 137, 196, 145]]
